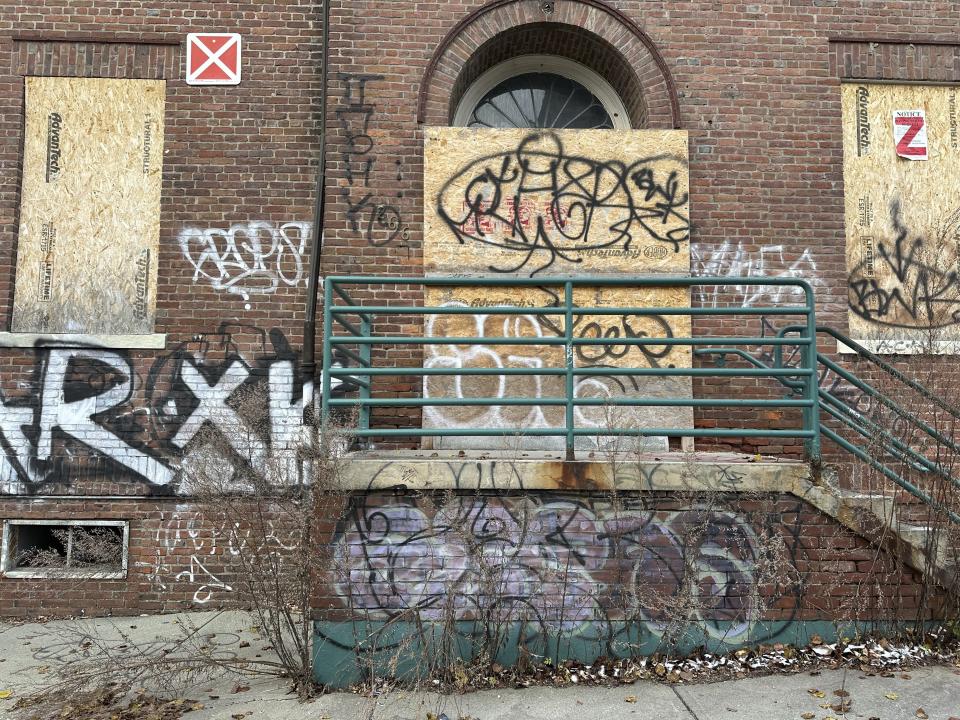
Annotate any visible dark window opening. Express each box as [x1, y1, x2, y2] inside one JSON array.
[[4, 522, 125, 576]]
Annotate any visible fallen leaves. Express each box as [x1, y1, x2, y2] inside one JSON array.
[[885, 692, 900, 700], [346, 629, 960, 697], [625, 695, 637, 703], [800, 713, 815, 719], [12, 687, 199, 720], [0, 690, 12, 700], [915, 709, 929, 719]]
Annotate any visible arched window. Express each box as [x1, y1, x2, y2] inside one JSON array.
[[452, 55, 630, 130]]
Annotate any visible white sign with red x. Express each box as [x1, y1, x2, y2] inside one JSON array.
[[186, 33, 242, 86]]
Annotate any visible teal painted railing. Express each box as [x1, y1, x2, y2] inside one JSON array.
[[696, 326, 960, 523], [778, 325, 958, 523], [321, 275, 820, 462], [321, 276, 960, 521]]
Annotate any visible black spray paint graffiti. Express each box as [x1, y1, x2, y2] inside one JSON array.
[[422, 295, 687, 444], [502, 286, 681, 370], [0, 324, 314, 495], [337, 73, 409, 247], [848, 199, 960, 330], [437, 132, 690, 275], [327, 490, 804, 657], [0, 345, 173, 493]]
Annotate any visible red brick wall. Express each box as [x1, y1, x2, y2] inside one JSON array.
[[317, 492, 938, 630], [1, 0, 958, 617], [0, 496, 303, 617], [0, 492, 938, 623]]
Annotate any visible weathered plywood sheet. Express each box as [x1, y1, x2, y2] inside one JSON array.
[[424, 128, 689, 277], [421, 285, 693, 451], [13, 77, 165, 334], [841, 83, 960, 350]]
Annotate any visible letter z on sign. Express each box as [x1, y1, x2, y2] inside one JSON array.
[[893, 109, 928, 160], [186, 33, 241, 86]]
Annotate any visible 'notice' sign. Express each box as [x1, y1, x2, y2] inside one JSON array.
[[893, 109, 928, 160], [186, 33, 241, 85]]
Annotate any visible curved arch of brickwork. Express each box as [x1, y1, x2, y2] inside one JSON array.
[[417, 0, 681, 129]]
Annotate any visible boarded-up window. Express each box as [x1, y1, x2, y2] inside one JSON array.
[[422, 128, 693, 451], [12, 77, 164, 335], [841, 83, 960, 352]]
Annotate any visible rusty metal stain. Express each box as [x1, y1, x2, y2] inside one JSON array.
[[552, 461, 607, 491]]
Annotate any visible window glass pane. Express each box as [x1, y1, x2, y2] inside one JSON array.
[[468, 72, 613, 129]]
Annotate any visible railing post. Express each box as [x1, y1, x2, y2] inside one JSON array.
[[564, 280, 575, 461], [359, 313, 371, 435], [320, 278, 334, 433], [802, 283, 821, 468]]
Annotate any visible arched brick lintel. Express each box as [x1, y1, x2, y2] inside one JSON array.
[[416, 0, 682, 129]]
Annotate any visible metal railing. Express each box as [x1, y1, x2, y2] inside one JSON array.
[[787, 326, 960, 523], [320, 275, 960, 524], [696, 325, 960, 524], [320, 275, 820, 461]]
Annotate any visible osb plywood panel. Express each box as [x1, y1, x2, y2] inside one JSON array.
[[13, 77, 165, 335], [420, 285, 693, 451], [424, 128, 690, 277], [841, 83, 960, 348]]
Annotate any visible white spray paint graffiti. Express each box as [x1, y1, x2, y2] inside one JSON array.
[[0, 325, 315, 495], [691, 242, 819, 308], [691, 242, 871, 412], [422, 302, 690, 450], [423, 305, 622, 436], [137, 507, 299, 605], [178, 221, 312, 308], [137, 508, 232, 605], [0, 346, 175, 488]]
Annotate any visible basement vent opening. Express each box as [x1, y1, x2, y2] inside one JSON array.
[[1, 520, 128, 579]]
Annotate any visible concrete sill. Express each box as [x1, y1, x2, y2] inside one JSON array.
[[0, 332, 167, 349], [2, 568, 126, 580]]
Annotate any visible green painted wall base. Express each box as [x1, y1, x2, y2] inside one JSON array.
[[312, 619, 916, 688]]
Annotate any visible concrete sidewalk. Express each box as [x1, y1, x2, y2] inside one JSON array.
[[1, 612, 958, 720]]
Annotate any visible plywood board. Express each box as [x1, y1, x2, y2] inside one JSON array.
[[421, 285, 693, 451], [13, 77, 165, 335], [841, 83, 960, 349], [424, 128, 690, 277]]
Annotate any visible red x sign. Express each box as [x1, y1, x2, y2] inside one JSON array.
[[186, 33, 241, 85]]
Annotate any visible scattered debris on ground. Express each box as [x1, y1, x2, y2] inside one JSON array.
[[351, 628, 960, 695], [12, 686, 203, 720]]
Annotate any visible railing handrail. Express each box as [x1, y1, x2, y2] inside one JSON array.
[[326, 274, 817, 292], [321, 274, 960, 523], [321, 275, 820, 462], [815, 324, 960, 423], [774, 324, 960, 457]]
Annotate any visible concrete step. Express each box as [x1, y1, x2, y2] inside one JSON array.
[[797, 473, 958, 592], [836, 491, 898, 526], [897, 523, 957, 568]]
